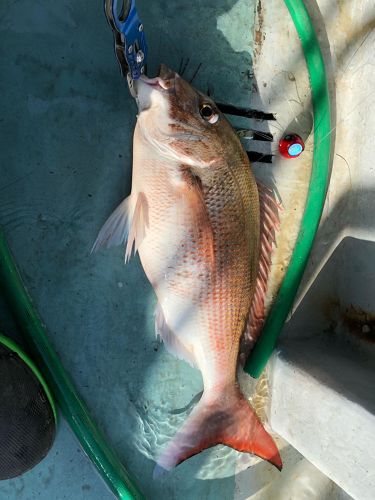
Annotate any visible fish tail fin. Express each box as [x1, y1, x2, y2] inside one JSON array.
[[154, 385, 282, 477]]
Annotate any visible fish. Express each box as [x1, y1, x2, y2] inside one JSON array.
[[93, 64, 282, 473]]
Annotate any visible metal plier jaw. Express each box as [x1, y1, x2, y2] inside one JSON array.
[[104, 0, 147, 81]]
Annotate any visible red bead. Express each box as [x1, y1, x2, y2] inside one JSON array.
[[279, 134, 305, 158]]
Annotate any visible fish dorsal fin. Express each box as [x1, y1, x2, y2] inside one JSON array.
[[240, 182, 280, 363], [155, 303, 196, 367], [92, 192, 149, 262]]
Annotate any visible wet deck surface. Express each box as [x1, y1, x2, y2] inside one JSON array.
[[0, 1, 256, 498]]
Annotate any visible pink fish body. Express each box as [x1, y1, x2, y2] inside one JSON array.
[[94, 65, 281, 473]]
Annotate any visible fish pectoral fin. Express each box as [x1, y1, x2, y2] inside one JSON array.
[[155, 303, 196, 367], [180, 166, 215, 268], [154, 385, 282, 476], [91, 192, 149, 262]]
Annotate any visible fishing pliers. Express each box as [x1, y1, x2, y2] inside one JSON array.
[[104, 0, 148, 82]]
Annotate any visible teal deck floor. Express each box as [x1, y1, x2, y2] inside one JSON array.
[[0, 1, 257, 498]]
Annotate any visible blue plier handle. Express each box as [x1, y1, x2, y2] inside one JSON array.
[[104, 0, 147, 80]]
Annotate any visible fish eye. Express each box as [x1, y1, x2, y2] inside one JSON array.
[[200, 104, 219, 124]]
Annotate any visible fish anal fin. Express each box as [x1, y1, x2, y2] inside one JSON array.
[[155, 303, 196, 367], [241, 182, 281, 362], [92, 192, 149, 262], [154, 385, 282, 476]]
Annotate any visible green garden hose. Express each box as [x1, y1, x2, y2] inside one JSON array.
[[0, 229, 144, 500], [245, 0, 332, 377]]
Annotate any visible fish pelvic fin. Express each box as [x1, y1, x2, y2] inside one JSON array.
[[154, 384, 282, 477], [91, 192, 149, 262], [124, 192, 149, 262]]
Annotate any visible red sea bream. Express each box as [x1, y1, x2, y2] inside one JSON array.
[[93, 65, 282, 473]]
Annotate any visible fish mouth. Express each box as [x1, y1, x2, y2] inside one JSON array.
[[134, 64, 176, 112], [139, 64, 176, 91], [139, 76, 170, 90]]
